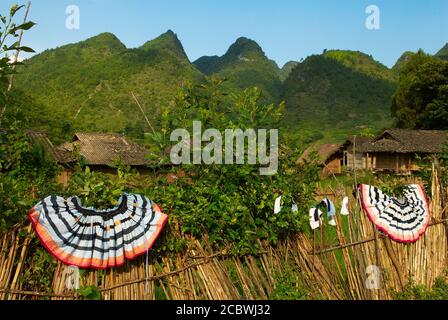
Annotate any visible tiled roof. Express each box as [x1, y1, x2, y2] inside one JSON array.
[[358, 129, 448, 153], [297, 143, 342, 165], [56, 132, 149, 166], [26, 131, 75, 163]]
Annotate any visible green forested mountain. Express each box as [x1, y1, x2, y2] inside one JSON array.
[[192, 55, 220, 75], [436, 43, 448, 60], [322, 50, 395, 81], [7, 31, 423, 145], [282, 50, 396, 142], [140, 30, 189, 60], [11, 31, 203, 142], [193, 37, 282, 102], [393, 51, 415, 74], [280, 61, 299, 82]]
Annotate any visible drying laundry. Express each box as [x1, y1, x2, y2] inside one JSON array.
[[320, 198, 337, 226], [320, 198, 336, 218], [309, 208, 323, 230], [274, 196, 282, 214], [64, 266, 80, 290], [340, 196, 350, 216], [358, 184, 430, 243], [291, 202, 298, 213], [28, 194, 168, 269]]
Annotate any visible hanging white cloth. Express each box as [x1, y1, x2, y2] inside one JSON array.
[[291, 202, 298, 213], [65, 266, 80, 290], [274, 196, 282, 214], [340, 196, 350, 216], [309, 208, 323, 230]]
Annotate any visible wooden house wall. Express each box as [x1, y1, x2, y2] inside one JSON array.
[[343, 150, 366, 170], [369, 153, 421, 173], [57, 170, 72, 188], [321, 154, 342, 178], [342, 151, 427, 173]]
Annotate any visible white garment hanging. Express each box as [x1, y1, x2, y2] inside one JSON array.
[[341, 196, 350, 216], [309, 208, 323, 230], [291, 202, 298, 213], [274, 196, 282, 214], [65, 266, 80, 290]]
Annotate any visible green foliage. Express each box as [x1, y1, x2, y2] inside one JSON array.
[[320, 170, 419, 197], [58, 83, 320, 255], [0, 129, 59, 231], [323, 50, 395, 81], [415, 144, 448, 195], [77, 285, 102, 300], [141, 30, 188, 60], [270, 265, 313, 300], [148, 160, 317, 255], [151, 84, 318, 253], [393, 273, 448, 300], [359, 127, 377, 138], [392, 50, 448, 129], [7, 31, 405, 146], [280, 61, 299, 82], [0, 3, 35, 107], [392, 51, 415, 74], [282, 50, 396, 146], [21, 245, 58, 293], [66, 165, 130, 209]]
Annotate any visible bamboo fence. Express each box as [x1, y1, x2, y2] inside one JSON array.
[[0, 169, 447, 300]]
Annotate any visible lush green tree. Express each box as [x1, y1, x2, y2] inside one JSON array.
[[392, 51, 448, 129], [0, 3, 35, 118], [0, 4, 42, 231], [0, 129, 59, 231]]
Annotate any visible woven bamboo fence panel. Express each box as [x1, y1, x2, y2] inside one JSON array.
[[0, 169, 447, 300]]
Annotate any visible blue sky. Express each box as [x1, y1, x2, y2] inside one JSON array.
[[4, 0, 448, 67]]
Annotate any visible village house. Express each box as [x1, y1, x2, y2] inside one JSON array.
[[54, 132, 154, 184], [27, 131, 155, 185], [341, 136, 371, 171], [298, 129, 448, 177], [297, 143, 342, 178], [357, 129, 448, 173]]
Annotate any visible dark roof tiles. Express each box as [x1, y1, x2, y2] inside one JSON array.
[[359, 129, 448, 153], [56, 132, 149, 166]]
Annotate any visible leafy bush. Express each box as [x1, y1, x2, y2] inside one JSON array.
[[21, 244, 57, 294], [270, 265, 313, 300], [393, 273, 448, 300], [0, 129, 59, 231], [77, 285, 102, 300], [66, 165, 129, 210]]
